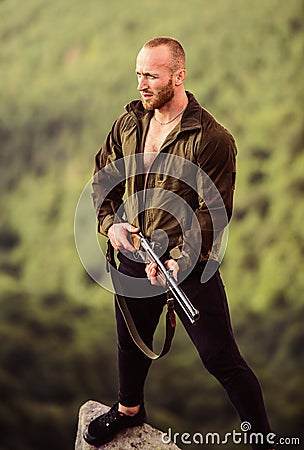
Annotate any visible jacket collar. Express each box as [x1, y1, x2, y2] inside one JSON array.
[[125, 91, 202, 131]]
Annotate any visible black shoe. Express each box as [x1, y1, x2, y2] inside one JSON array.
[[83, 402, 147, 447]]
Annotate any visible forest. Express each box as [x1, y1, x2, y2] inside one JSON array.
[[0, 0, 303, 449]]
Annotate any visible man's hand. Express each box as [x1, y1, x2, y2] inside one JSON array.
[[108, 223, 140, 253], [145, 259, 179, 286]]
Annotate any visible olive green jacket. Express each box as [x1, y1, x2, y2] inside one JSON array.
[[92, 92, 237, 273]]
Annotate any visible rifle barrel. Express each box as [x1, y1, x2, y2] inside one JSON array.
[[139, 233, 200, 324]]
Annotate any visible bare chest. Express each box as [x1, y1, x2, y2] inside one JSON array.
[[143, 119, 177, 168], [143, 124, 170, 154]]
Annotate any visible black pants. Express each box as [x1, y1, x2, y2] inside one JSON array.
[[115, 254, 272, 449]]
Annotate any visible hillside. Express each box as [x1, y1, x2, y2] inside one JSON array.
[[0, 0, 303, 449]]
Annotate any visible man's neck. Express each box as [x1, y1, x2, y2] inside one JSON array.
[[154, 91, 188, 124]]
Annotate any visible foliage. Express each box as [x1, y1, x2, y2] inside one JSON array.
[[0, 0, 303, 449]]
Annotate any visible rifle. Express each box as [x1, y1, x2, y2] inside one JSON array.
[[135, 232, 200, 325]]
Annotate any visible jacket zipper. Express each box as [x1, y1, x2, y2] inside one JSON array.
[[141, 134, 181, 235]]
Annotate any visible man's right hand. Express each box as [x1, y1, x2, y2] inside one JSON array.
[[108, 223, 140, 253]]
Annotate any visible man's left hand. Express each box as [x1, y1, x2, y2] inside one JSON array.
[[145, 259, 179, 286]]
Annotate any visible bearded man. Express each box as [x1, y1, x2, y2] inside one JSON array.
[[84, 37, 274, 450]]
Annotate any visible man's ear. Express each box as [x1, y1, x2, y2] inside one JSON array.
[[175, 68, 186, 86]]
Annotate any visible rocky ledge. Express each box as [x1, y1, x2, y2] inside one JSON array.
[[75, 400, 181, 450]]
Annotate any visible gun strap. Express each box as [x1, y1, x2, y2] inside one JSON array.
[[115, 293, 175, 360], [107, 240, 175, 360]]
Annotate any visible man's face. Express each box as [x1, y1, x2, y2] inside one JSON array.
[[136, 46, 175, 110]]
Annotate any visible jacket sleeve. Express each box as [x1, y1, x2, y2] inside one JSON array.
[[177, 128, 237, 273], [92, 115, 126, 235]]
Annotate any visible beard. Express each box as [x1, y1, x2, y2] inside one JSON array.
[[141, 77, 174, 111]]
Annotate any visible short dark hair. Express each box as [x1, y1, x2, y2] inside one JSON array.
[[143, 36, 186, 72]]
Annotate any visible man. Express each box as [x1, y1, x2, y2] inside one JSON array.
[[84, 37, 274, 449]]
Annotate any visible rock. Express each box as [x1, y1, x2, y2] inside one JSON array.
[[75, 400, 181, 450]]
